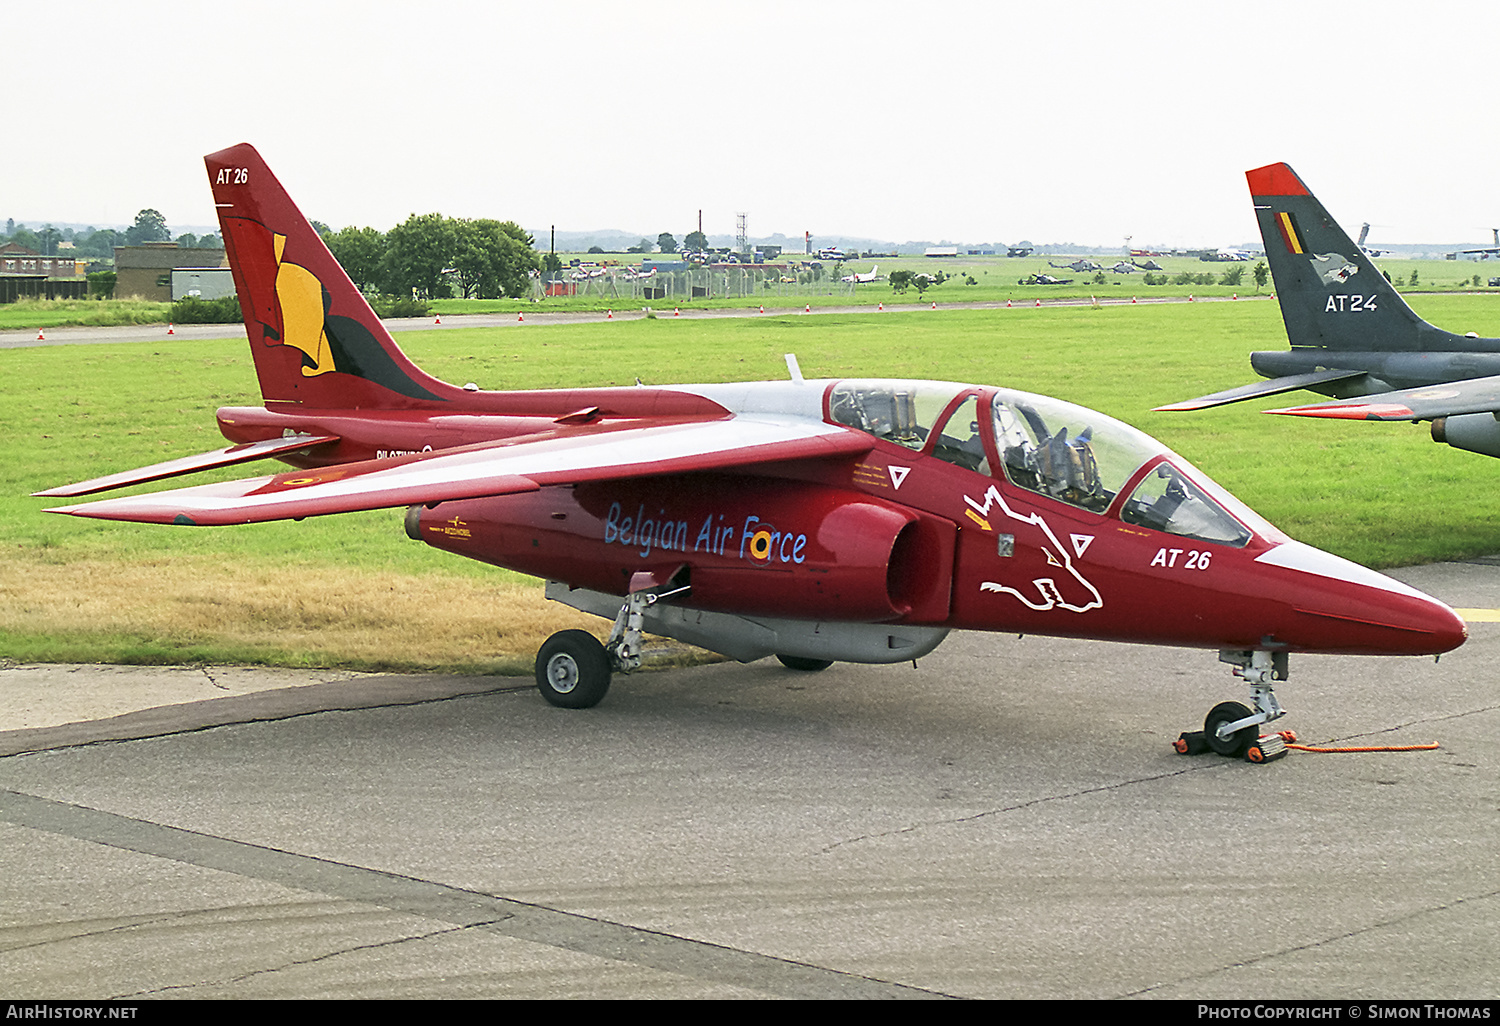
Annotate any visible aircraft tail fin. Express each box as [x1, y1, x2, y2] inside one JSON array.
[[205, 143, 460, 408], [1248, 162, 1464, 353]]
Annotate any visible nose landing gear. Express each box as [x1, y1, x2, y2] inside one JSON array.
[[1174, 649, 1291, 764]]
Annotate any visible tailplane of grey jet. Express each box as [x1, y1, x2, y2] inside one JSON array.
[[1158, 162, 1500, 460]]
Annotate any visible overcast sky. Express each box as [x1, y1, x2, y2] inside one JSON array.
[[10, 0, 1500, 249]]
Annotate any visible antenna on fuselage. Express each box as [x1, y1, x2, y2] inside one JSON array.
[[785, 353, 805, 383]]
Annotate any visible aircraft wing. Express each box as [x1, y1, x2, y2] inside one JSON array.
[[33, 433, 341, 498], [1264, 375, 1500, 421], [44, 416, 873, 526], [1154, 369, 1368, 412]]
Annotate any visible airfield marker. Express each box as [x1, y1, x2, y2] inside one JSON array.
[[1232, 293, 1238, 300], [36, 328, 44, 340], [435, 315, 442, 324], [1035, 299, 1041, 307], [1188, 295, 1195, 302], [1132, 297, 1137, 304], [1006, 300, 1012, 308], [674, 307, 680, 317], [167, 323, 174, 335], [759, 305, 765, 313], [518, 312, 525, 322], [805, 304, 811, 313], [878, 303, 884, 311], [607, 309, 613, 319], [931, 302, 937, 309]]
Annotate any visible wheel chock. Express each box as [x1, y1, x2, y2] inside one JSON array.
[[1245, 733, 1289, 764], [1174, 730, 1209, 756]]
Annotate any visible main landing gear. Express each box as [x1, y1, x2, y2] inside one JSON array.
[[1174, 649, 1292, 764], [535, 584, 689, 708]]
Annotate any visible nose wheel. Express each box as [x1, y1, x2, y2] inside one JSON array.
[[1174, 649, 1290, 764]]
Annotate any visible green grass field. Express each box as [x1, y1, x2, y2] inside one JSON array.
[[4, 294, 1500, 670]]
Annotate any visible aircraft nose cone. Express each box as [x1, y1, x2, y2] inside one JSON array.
[[1255, 542, 1467, 655]]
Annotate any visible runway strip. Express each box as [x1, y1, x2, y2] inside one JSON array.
[[0, 787, 946, 999]]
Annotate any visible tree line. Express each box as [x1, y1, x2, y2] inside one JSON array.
[[322, 215, 539, 300]]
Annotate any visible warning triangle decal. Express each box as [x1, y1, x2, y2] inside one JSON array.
[[889, 466, 910, 489], [1071, 534, 1094, 558]]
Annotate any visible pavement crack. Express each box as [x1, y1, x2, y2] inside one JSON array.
[[116, 919, 509, 998], [1117, 885, 1500, 998], [818, 765, 1205, 853]]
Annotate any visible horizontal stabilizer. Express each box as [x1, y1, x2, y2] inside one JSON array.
[[46, 416, 873, 526], [33, 433, 340, 497], [1154, 369, 1367, 412], [1266, 375, 1500, 421]]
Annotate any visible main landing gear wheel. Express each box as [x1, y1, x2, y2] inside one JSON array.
[[1204, 701, 1256, 758], [776, 655, 833, 672], [536, 630, 611, 709]]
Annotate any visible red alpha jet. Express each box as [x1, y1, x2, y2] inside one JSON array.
[[38, 144, 1466, 758]]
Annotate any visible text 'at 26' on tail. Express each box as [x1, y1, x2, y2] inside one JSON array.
[[37, 143, 1465, 761], [1160, 161, 1500, 461]]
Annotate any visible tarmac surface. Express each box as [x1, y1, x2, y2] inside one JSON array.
[[1, 560, 1497, 999]]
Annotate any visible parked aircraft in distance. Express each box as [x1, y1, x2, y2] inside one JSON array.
[[840, 264, 880, 284], [1108, 261, 1139, 274], [1132, 259, 1165, 271], [37, 144, 1467, 760], [1050, 259, 1102, 273], [1019, 273, 1072, 285], [1457, 228, 1500, 261], [1356, 223, 1388, 259], [816, 247, 846, 261], [1159, 162, 1500, 462]]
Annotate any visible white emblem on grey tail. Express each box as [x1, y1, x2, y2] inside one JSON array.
[[1311, 253, 1358, 285]]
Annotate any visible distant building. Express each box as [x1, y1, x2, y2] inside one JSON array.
[[1006, 245, 1034, 258], [0, 241, 84, 277], [925, 246, 958, 258], [115, 242, 227, 300]]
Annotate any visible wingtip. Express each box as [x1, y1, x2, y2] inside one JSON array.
[[1264, 402, 1417, 420]]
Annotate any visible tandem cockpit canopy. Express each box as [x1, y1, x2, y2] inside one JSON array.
[[827, 380, 1262, 548]]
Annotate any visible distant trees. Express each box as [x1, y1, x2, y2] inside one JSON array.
[[1252, 261, 1269, 291], [683, 230, 708, 252], [657, 232, 677, 254], [322, 215, 539, 300], [125, 208, 169, 246]]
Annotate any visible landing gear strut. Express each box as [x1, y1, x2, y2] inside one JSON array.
[[1174, 649, 1291, 763], [535, 583, 689, 708]]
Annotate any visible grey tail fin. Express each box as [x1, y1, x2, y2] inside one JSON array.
[[1248, 162, 1465, 353]]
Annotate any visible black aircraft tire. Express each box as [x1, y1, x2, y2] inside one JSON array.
[[776, 655, 834, 672], [536, 630, 612, 709], [1204, 701, 1256, 758]]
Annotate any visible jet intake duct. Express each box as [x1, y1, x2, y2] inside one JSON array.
[[407, 477, 955, 624]]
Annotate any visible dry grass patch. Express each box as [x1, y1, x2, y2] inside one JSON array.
[[0, 551, 619, 673]]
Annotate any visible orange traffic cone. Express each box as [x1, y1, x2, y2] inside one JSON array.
[[1188, 295, 1194, 302], [1232, 293, 1238, 300], [518, 312, 525, 322], [931, 301, 937, 309], [674, 307, 680, 317], [1035, 299, 1041, 307], [607, 309, 613, 319], [1131, 296, 1137, 304], [1006, 299, 1012, 308], [167, 323, 174, 335], [804, 304, 811, 313], [878, 303, 884, 311], [36, 328, 44, 341], [759, 305, 765, 313]]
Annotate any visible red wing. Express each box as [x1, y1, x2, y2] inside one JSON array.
[[33, 433, 340, 498], [45, 417, 873, 526]]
